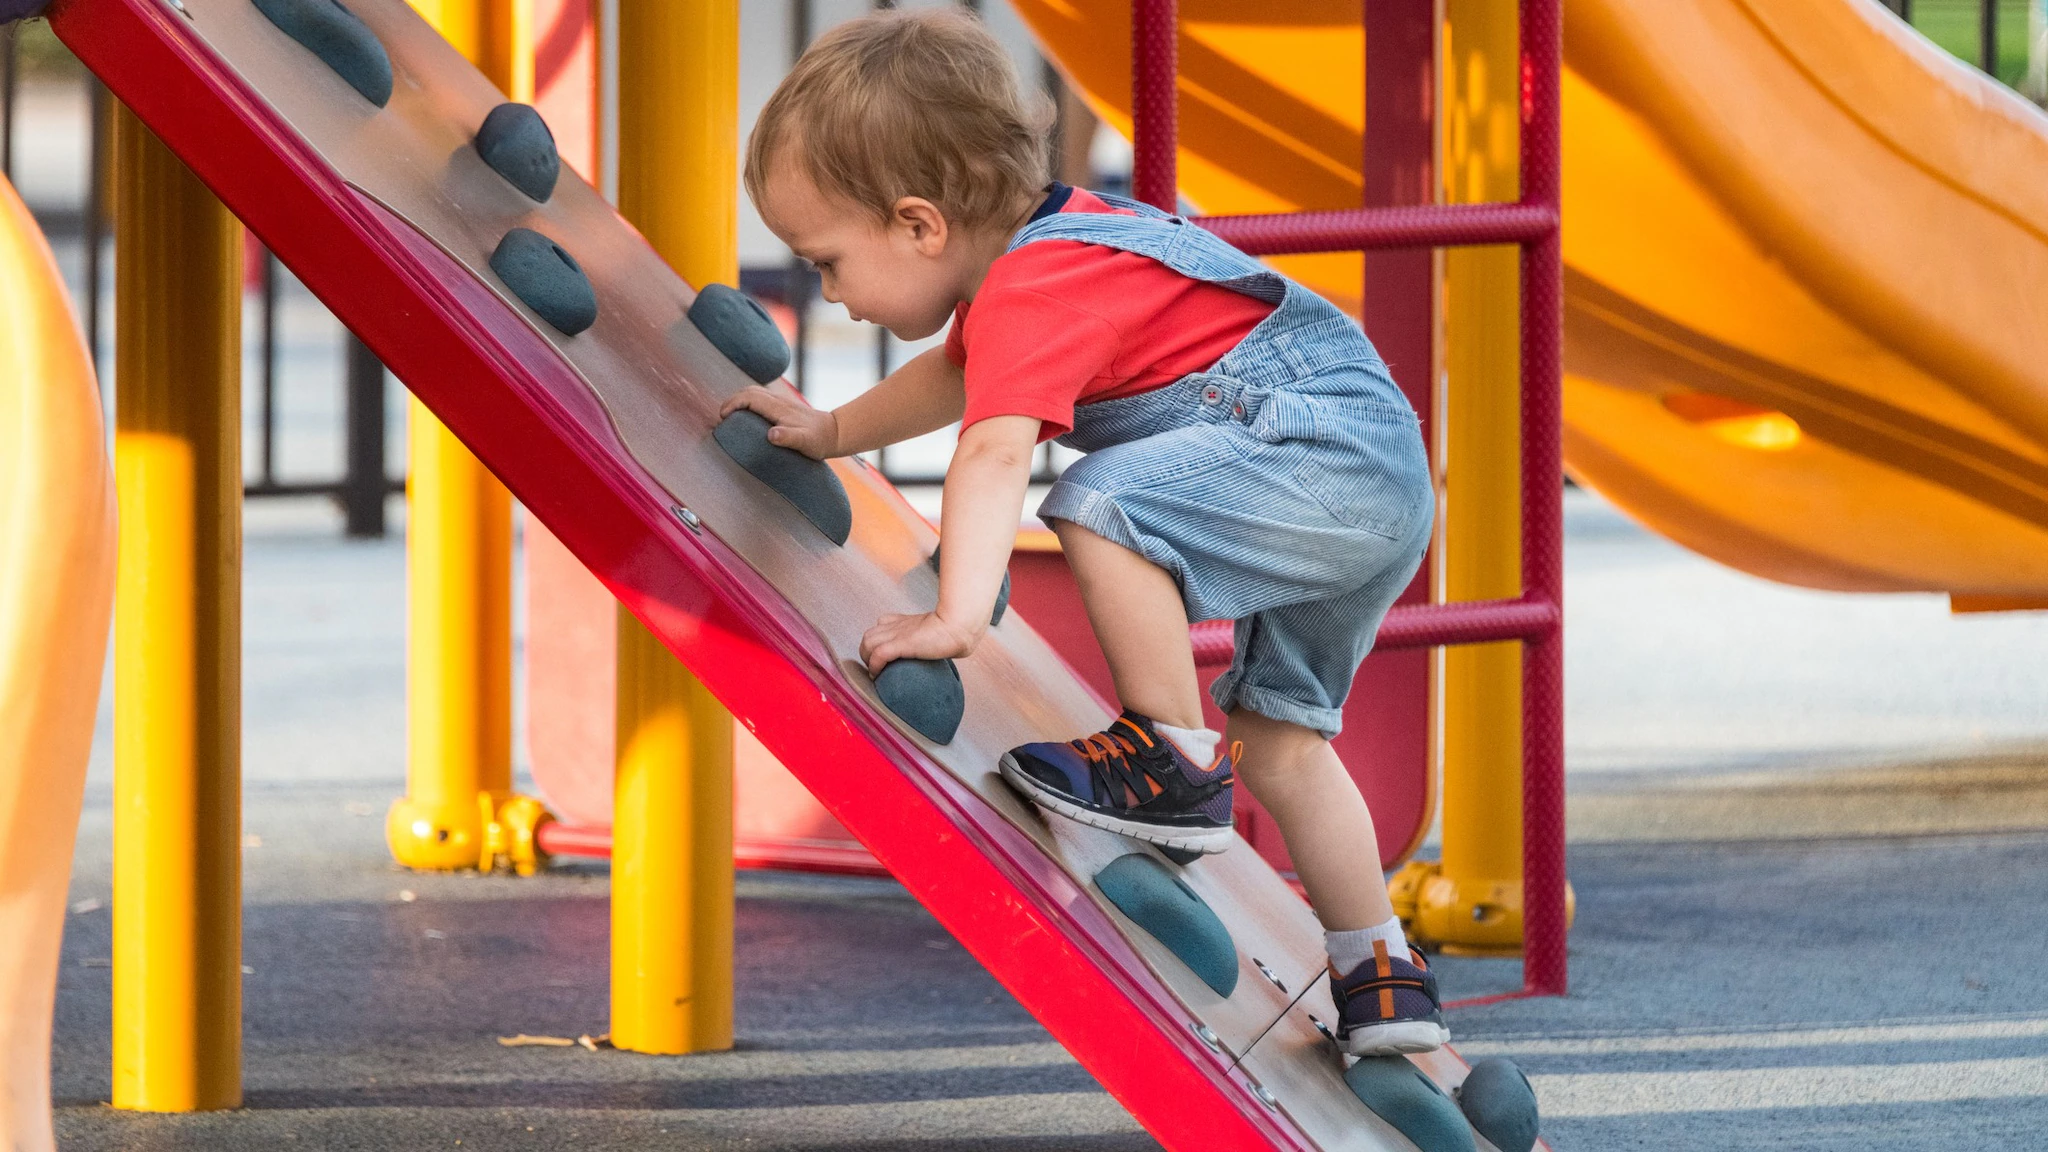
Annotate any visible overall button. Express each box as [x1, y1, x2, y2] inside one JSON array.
[[1201, 385, 1222, 405]]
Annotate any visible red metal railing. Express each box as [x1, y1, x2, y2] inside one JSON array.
[[1135, 0, 1567, 997]]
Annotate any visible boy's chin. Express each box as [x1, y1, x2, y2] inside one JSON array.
[[886, 315, 949, 342]]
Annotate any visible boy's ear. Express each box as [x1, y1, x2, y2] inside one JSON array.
[[892, 196, 949, 255]]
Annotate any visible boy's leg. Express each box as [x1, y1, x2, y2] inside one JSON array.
[[1222, 707, 1393, 931], [1229, 706, 1444, 1054], [1053, 519, 1205, 730], [996, 519, 1235, 852]]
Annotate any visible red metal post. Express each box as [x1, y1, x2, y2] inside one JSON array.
[[1353, 0, 1436, 875], [1516, 0, 1568, 997], [1130, 0, 1176, 211]]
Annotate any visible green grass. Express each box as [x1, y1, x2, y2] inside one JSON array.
[[1900, 0, 2037, 88]]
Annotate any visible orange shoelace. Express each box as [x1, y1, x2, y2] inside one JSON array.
[[1070, 730, 1141, 763]]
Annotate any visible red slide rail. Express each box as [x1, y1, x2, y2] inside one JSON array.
[[1137, 0, 1568, 997]]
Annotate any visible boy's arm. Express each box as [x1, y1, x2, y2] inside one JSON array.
[[718, 346, 964, 459], [833, 346, 966, 456], [859, 414, 1039, 672]]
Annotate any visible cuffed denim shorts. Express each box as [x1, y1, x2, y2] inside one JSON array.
[[1036, 361, 1434, 739]]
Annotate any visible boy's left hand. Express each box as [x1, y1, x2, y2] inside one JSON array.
[[860, 611, 980, 675]]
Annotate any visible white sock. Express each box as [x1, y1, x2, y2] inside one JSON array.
[[1325, 916, 1411, 974], [1154, 721, 1221, 764]]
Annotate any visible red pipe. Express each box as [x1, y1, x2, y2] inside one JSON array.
[[534, 821, 611, 858], [1130, 0, 1176, 211], [539, 822, 894, 878], [1197, 203, 1556, 256], [1188, 596, 1559, 667]]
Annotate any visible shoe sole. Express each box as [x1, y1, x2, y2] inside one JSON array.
[[1340, 1019, 1451, 1057], [999, 754, 1234, 855]]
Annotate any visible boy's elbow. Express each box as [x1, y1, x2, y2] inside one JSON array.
[[956, 417, 1040, 473], [960, 440, 1032, 471]]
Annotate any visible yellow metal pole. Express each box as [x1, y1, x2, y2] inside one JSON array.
[[110, 107, 243, 1112], [609, 0, 737, 1055], [387, 0, 544, 873], [1407, 0, 1571, 952]]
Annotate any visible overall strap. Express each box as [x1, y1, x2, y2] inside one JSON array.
[[1005, 188, 1285, 305]]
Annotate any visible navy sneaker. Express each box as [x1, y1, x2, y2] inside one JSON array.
[[1329, 940, 1450, 1056], [999, 711, 1237, 854]]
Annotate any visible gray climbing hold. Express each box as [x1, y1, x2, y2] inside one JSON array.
[[490, 228, 597, 336], [1345, 1058, 1474, 1152], [689, 283, 791, 383], [251, 0, 393, 108], [1094, 854, 1237, 996], [712, 409, 852, 545], [1457, 1058, 1539, 1152], [928, 545, 1009, 627], [475, 103, 560, 202], [874, 658, 964, 744]]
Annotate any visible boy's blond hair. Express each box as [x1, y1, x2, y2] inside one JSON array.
[[746, 10, 1050, 232]]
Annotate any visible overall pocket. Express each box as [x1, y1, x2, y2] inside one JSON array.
[[1284, 400, 1429, 540]]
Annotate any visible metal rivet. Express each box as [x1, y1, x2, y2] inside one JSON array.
[[1194, 1024, 1221, 1051], [1252, 958, 1287, 994], [672, 505, 703, 533], [1251, 1082, 1279, 1109], [1309, 1014, 1335, 1043], [166, 0, 192, 13]]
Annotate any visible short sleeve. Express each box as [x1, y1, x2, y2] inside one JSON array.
[[957, 287, 1121, 441]]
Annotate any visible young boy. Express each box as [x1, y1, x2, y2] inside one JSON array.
[[724, 10, 1443, 1056]]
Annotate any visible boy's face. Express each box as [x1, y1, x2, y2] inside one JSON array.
[[757, 157, 965, 342]]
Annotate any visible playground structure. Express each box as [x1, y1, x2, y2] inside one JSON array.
[[0, 0, 1561, 1147], [3, 0, 2047, 1149]]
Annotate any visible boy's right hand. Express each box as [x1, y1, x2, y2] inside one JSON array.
[[719, 385, 839, 460]]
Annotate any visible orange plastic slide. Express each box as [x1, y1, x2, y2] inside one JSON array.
[[0, 173, 115, 1151], [1016, 0, 2048, 600]]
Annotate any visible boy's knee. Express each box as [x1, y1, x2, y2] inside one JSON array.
[[1051, 517, 1114, 551]]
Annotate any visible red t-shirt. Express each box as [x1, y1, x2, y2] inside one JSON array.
[[944, 187, 1275, 441]]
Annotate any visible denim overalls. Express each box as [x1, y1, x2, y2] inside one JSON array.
[[1017, 192, 1434, 739]]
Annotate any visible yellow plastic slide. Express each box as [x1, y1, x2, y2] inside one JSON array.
[[0, 175, 114, 1149], [1016, 0, 2048, 599]]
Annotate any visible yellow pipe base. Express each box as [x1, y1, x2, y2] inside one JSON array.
[[385, 788, 553, 875], [1391, 860, 1577, 957]]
